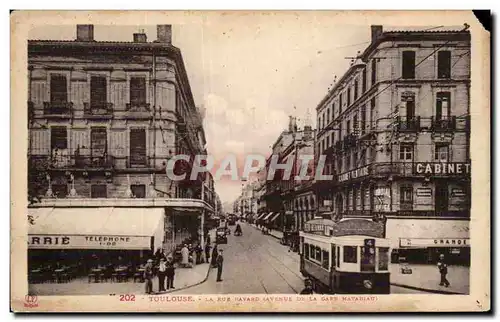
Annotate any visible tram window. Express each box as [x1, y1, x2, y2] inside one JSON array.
[[322, 250, 329, 269], [336, 246, 340, 267], [315, 247, 322, 261], [310, 245, 315, 260], [343, 246, 358, 263], [304, 243, 309, 259], [378, 247, 389, 270]]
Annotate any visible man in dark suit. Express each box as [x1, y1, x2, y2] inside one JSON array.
[[216, 249, 224, 282]]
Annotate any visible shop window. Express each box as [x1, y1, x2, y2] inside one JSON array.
[[322, 250, 329, 269], [435, 143, 449, 162], [399, 144, 413, 161], [402, 51, 416, 79], [51, 126, 68, 150], [378, 247, 390, 270], [91, 184, 107, 198], [343, 246, 357, 263], [130, 77, 146, 106], [131, 184, 146, 198], [50, 74, 67, 103], [52, 184, 68, 198], [437, 51, 451, 79]]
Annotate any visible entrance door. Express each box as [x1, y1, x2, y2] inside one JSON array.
[[435, 182, 449, 215], [129, 128, 147, 167]]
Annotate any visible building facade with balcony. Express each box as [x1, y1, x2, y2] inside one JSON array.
[[314, 25, 471, 265], [27, 25, 213, 268]]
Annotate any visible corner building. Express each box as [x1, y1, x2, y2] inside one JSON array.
[[314, 25, 471, 265]]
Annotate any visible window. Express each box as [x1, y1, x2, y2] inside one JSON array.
[[362, 68, 367, 92], [332, 103, 336, 119], [399, 144, 413, 161], [345, 153, 351, 169], [50, 126, 68, 150], [346, 120, 351, 134], [322, 250, 329, 269], [318, 116, 322, 129], [370, 97, 376, 129], [361, 106, 366, 134], [90, 76, 107, 108], [51, 184, 68, 198], [400, 185, 413, 204], [437, 51, 451, 79], [343, 246, 357, 263], [91, 184, 107, 198], [130, 77, 147, 106], [309, 244, 315, 260], [315, 247, 322, 261], [337, 157, 342, 173], [435, 143, 449, 162], [402, 51, 416, 79], [322, 114, 326, 129], [354, 80, 359, 100], [50, 74, 67, 103], [326, 135, 330, 149], [326, 108, 330, 125], [371, 59, 377, 85], [304, 243, 309, 259], [331, 132, 335, 145], [353, 115, 359, 134], [339, 93, 343, 113], [404, 94, 416, 119], [378, 247, 390, 271], [91, 127, 107, 156], [336, 246, 340, 267], [131, 184, 146, 198], [436, 92, 451, 119], [347, 87, 351, 106]]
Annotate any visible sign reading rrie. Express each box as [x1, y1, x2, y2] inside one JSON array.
[[28, 235, 152, 250], [399, 238, 470, 248], [338, 165, 370, 182], [414, 163, 471, 175]]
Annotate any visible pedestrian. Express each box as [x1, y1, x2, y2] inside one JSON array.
[[143, 259, 154, 294], [205, 243, 211, 264], [216, 249, 224, 282], [157, 258, 167, 292], [181, 244, 189, 268], [206, 233, 211, 246], [166, 256, 176, 289], [191, 247, 197, 267], [437, 254, 450, 287], [211, 244, 218, 268]]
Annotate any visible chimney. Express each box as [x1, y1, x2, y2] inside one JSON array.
[[133, 32, 147, 43], [76, 25, 94, 41], [157, 25, 172, 44], [371, 25, 383, 43]]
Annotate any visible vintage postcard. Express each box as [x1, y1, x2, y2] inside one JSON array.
[[10, 10, 490, 312]]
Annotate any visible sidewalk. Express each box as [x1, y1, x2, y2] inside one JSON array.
[[390, 263, 469, 294]]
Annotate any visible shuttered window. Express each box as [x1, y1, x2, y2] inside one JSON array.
[[50, 127, 67, 150], [129, 128, 147, 167], [90, 76, 107, 108], [50, 74, 67, 103], [130, 77, 146, 105]]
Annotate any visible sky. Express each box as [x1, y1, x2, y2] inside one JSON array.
[[28, 20, 438, 207]]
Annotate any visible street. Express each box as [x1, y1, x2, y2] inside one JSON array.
[[174, 222, 430, 295]]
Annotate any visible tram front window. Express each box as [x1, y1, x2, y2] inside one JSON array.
[[361, 238, 376, 272]]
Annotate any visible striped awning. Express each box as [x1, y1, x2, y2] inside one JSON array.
[[269, 212, 281, 223], [256, 213, 268, 220], [263, 212, 274, 221]]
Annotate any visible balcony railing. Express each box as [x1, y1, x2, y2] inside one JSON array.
[[126, 102, 151, 111], [29, 152, 115, 170], [126, 155, 149, 168], [84, 102, 113, 117], [396, 116, 421, 132], [43, 101, 73, 116], [431, 116, 457, 132]]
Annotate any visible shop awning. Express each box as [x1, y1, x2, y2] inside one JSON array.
[[269, 212, 281, 223], [263, 212, 274, 221], [386, 218, 470, 248], [256, 213, 268, 220], [28, 207, 164, 251]]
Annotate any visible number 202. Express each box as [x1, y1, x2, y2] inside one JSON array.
[[119, 294, 136, 301]]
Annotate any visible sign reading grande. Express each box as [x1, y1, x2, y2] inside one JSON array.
[[399, 238, 470, 248], [28, 235, 152, 250], [414, 163, 471, 175], [338, 165, 370, 183]]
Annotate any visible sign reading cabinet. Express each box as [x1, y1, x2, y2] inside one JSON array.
[[414, 163, 471, 176]]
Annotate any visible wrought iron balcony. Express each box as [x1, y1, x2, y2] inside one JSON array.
[[29, 151, 115, 171], [431, 116, 457, 132], [84, 102, 113, 118], [126, 155, 150, 168], [396, 116, 421, 132], [43, 101, 73, 117]]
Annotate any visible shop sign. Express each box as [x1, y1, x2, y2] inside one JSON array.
[[28, 235, 152, 250], [399, 238, 469, 248], [416, 188, 432, 197], [414, 163, 471, 175], [338, 165, 370, 183]]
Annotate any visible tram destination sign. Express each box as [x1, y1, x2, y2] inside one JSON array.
[[332, 219, 385, 238], [414, 162, 471, 175]]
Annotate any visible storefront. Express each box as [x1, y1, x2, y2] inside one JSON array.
[[386, 218, 470, 265], [28, 206, 165, 273]]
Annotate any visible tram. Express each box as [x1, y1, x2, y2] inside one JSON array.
[[299, 218, 391, 294]]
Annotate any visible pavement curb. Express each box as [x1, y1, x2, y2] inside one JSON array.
[[390, 283, 466, 295], [154, 264, 212, 295]]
